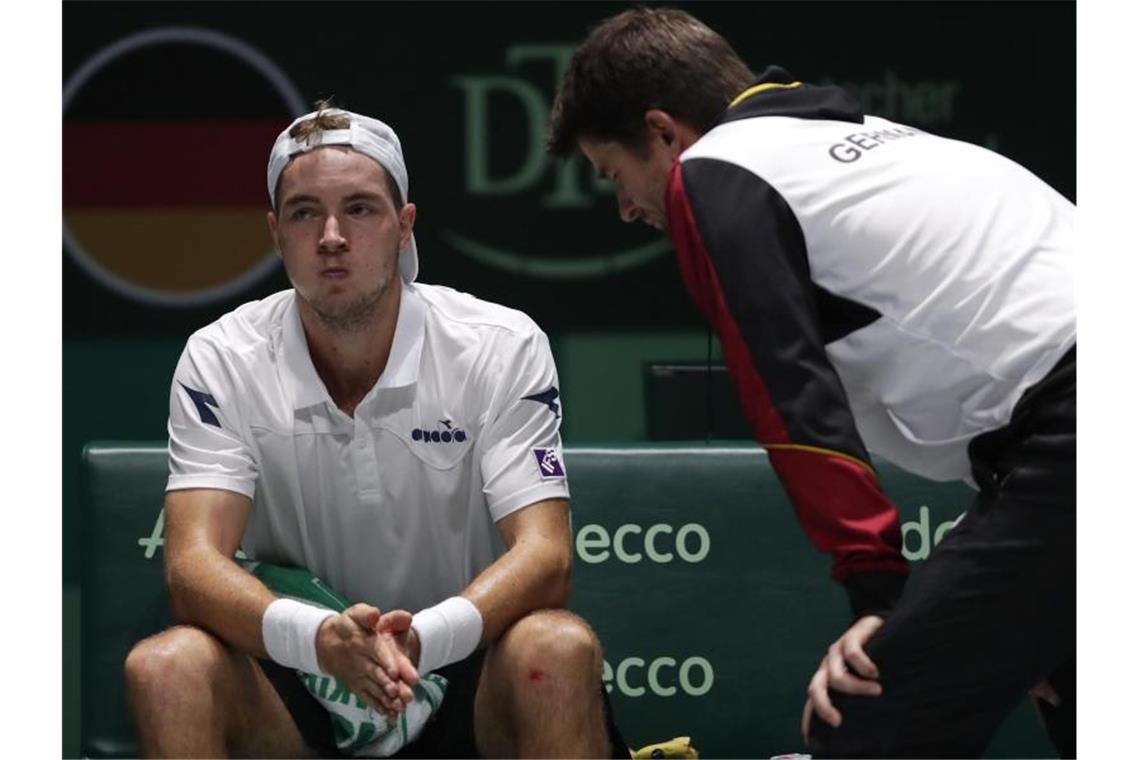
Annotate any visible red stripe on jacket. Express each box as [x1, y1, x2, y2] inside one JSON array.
[[666, 161, 905, 583]]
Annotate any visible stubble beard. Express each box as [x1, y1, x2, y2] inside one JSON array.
[[307, 269, 394, 334]]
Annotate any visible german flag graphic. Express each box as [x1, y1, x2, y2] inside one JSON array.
[[63, 28, 305, 307]]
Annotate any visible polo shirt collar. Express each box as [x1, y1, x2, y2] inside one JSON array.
[[280, 284, 427, 411], [375, 283, 426, 390]]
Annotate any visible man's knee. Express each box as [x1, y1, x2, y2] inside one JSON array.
[[498, 610, 603, 679], [477, 611, 607, 756], [124, 625, 230, 705]]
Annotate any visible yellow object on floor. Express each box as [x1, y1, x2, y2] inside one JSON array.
[[631, 736, 699, 759]]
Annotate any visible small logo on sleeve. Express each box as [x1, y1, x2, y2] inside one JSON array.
[[179, 382, 221, 428], [533, 448, 565, 478], [522, 387, 560, 417]]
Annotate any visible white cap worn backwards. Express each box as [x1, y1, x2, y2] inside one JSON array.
[[267, 108, 418, 282]]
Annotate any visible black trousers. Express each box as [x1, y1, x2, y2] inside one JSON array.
[[809, 346, 1076, 758]]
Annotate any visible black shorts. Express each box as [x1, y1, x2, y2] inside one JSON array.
[[259, 651, 628, 758]]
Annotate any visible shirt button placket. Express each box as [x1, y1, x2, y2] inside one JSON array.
[[353, 417, 381, 503]]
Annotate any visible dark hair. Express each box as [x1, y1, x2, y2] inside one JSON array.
[[547, 7, 753, 157], [275, 97, 404, 210]]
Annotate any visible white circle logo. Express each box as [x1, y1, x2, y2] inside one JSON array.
[[63, 27, 306, 307]]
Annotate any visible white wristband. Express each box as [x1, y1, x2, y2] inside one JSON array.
[[411, 596, 483, 675], [262, 598, 337, 675]]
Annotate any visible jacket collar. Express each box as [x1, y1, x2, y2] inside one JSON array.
[[720, 65, 865, 126]]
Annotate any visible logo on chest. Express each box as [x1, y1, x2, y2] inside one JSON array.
[[411, 419, 468, 444]]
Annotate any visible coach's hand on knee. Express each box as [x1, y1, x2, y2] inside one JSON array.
[[316, 603, 417, 720], [801, 615, 884, 742]]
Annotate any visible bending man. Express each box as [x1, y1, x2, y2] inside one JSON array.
[[548, 8, 1074, 758]]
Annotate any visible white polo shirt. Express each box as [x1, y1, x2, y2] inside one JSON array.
[[166, 283, 570, 613]]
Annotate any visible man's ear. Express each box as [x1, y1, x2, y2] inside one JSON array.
[[645, 108, 700, 155], [266, 211, 282, 259], [399, 203, 417, 250], [645, 109, 678, 146]]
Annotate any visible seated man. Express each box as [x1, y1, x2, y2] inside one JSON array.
[[124, 104, 625, 758]]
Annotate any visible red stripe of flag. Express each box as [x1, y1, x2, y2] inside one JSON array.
[[64, 120, 286, 208]]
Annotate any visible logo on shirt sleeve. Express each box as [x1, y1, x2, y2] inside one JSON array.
[[522, 386, 560, 417], [533, 448, 565, 478], [179, 382, 221, 428]]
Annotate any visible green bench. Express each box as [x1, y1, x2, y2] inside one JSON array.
[[80, 442, 1052, 758]]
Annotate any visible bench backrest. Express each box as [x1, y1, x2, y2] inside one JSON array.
[[80, 442, 1047, 757]]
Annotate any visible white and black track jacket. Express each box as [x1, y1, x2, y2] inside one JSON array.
[[665, 66, 1075, 615]]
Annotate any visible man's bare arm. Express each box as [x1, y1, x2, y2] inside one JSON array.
[[463, 497, 572, 644], [163, 488, 276, 655], [163, 488, 413, 715], [384, 497, 572, 674]]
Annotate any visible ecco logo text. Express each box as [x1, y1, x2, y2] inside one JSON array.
[[576, 522, 710, 564], [603, 655, 714, 698]]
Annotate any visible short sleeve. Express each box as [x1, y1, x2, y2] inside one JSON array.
[[166, 335, 258, 498], [478, 328, 570, 521]]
